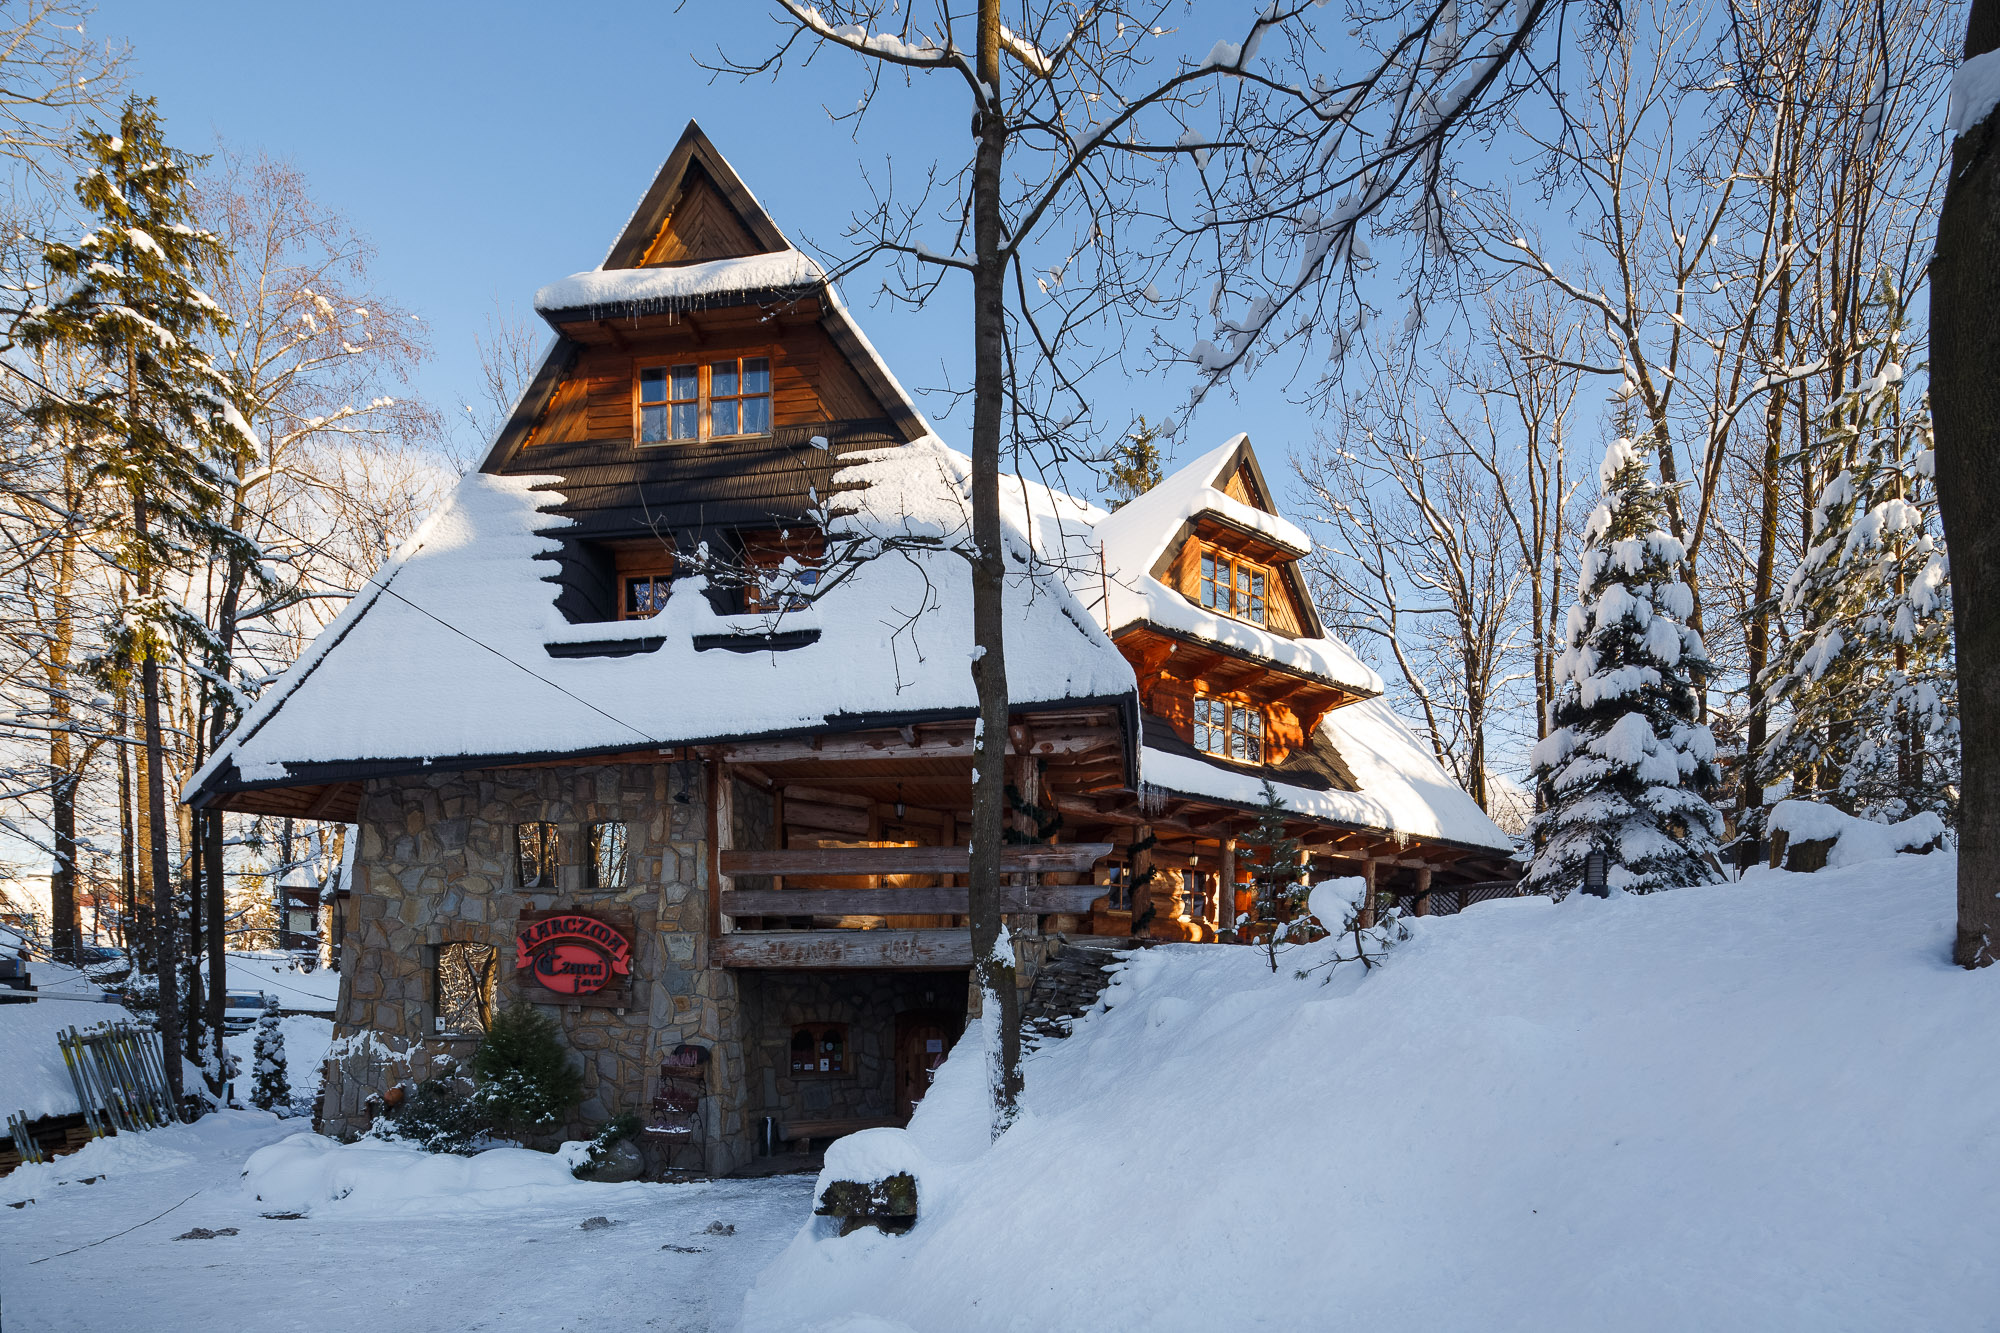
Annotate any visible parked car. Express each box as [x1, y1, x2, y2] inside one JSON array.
[[223, 990, 268, 1033]]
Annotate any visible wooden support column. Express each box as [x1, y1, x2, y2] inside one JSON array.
[[710, 762, 734, 937], [1006, 753, 1040, 938], [1219, 838, 1237, 932], [1130, 824, 1156, 937], [1358, 858, 1380, 930], [1412, 864, 1434, 917]]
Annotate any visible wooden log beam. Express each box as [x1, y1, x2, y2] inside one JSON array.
[[722, 725, 1118, 766], [710, 929, 973, 969], [719, 885, 1103, 916], [720, 842, 1114, 877]]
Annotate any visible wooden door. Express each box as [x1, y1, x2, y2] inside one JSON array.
[[894, 1010, 956, 1120]]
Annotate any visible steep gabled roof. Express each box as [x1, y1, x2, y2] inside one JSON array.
[[1092, 434, 1376, 694], [478, 121, 928, 474]]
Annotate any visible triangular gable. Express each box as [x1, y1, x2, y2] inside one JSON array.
[[478, 122, 931, 472], [601, 121, 789, 269], [637, 166, 769, 267]]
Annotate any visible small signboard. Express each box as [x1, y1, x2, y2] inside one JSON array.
[[514, 910, 635, 1007]]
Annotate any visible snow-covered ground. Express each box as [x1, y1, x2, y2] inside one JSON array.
[[2, 1112, 816, 1332], [746, 850, 2000, 1332]]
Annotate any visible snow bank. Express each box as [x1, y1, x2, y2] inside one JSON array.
[[745, 849, 2000, 1331], [1770, 799, 1947, 867], [239, 1133, 649, 1218], [0, 1001, 99, 1118], [2, 1109, 277, 1202]]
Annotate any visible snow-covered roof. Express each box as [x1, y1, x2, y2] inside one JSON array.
[[190, 439, 1134, 788], [533, 249, 824, 317], [1138, 695, 1515, 853], [1090, 434, 1382, 696]]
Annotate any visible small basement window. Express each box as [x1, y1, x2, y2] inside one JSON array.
[[790, 1023, 847, 1076], [1193, 695, 1263, 764], [517, 822, 559, 889], [637, 357, 771, 444], [588, 821, 628, 891], [435, 942, 497, 1036], [1200, 549, 1267, 625]]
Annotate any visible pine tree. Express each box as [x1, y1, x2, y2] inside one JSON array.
[[252, 997, 290, 1113], [1527, 435, 1725, 896], [18, 98, 252, 1101], [1758, 286, 1955, 823], [470, 1003, 583, 1133]]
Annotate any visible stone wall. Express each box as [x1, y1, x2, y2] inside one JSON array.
[[739, 969, 968, 1140], [318, 759, 757, 1174]]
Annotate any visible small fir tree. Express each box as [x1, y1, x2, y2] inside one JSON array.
[[1527, 435, 1725, 895], [251, 997, 290, 1112], [1105, 417, 1165, 508], [471, 1003, 584, 1134], [1757, 285, 1955, 823], [1242, 780, 1309, 970]]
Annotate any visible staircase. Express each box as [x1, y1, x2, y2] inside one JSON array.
[[1022, 936, 1149, 1044]]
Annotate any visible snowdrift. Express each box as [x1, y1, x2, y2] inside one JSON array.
[[239, 1133, 650, 1218], [745, 852, 2000, 1332]]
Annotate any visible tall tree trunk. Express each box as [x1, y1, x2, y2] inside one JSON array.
[[967, 0, 1022, 1135], [1936, 0, 2000, 968], [136, 489, 182, 1100]]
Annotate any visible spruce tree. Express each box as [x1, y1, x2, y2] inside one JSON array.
[[252, 997, 290, 1113], [1242, 780, 1307, 970], [1105, 418, 1165, 509], [1527, 435, 1724, 895], [1758, 287, 1955, 823], [18, 98, 252, 1101]]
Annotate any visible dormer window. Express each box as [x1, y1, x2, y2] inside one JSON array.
[[1194, 694, 1263, 763], [624, 574, 672, 618], [638, 356, 771, 444], [1200, 549, 1267, 625]]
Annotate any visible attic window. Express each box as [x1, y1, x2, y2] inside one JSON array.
[[1194, 694, 1263, 764], [624, 575, 672, 619], [638, 357, 770, 444], [1200, 549, 1267, 625]]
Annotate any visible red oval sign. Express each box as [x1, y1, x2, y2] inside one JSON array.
[[516, 914, 632, 996]]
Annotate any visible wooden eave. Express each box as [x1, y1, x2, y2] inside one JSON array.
[[1112, 621, 1372, 717], [189, 696, 1140, 821], [1187, 511, 1306, 567]]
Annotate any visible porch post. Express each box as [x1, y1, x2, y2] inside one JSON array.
[[1219, 837, 1237, 933], [1358, 858, 1379, 930], [1413, 864, 1433, 917], [1130, 824, 1156, 937]]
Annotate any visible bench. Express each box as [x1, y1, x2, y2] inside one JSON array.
[[778, 1116, 899, 1146]]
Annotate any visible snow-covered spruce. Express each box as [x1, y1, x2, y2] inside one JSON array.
[[252, 997, 290, 1112], [1756, 289, 1954, 824], [1527, 435, 1723, 895]]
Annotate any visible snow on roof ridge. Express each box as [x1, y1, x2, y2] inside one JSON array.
[[535, 249, 825, 315]]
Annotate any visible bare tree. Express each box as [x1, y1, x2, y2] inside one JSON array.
[[725, 0, 1572, 1131]]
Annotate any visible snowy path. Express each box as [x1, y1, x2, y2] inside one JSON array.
[[2, 1113, 815, 1332]]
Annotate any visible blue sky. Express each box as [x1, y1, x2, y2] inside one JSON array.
[[96, 0, 1322, 495]]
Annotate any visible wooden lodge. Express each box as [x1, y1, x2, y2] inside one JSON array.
[[187, 123, 1518, 1175]]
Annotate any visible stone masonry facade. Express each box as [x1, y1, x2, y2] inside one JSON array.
[[318, 759, 761, 1175]]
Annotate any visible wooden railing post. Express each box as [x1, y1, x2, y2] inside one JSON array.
[[1358, 858, 1379, 930], [1413, 864, 1434, 917]]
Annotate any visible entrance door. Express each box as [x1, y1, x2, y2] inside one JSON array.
[[894, 1009, 956, 1120]]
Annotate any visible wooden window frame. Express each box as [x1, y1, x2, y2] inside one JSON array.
[[1198, 547, 1268, 626], [1193, 693, 1264, 765], [789, 1022, 849, 1077], [587, 821, 629, 892], [634, 353, 773, 446]]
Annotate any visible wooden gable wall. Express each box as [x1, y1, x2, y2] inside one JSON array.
[[638, 167, 770, 268], [523, 316, 890, 450], [1160, 533, 1311, 638]]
